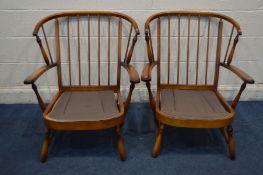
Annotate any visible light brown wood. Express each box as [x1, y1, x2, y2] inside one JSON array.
[[124, 24, 133, 63], [214, 19, 223, 89], [25, 11, 140, 162], [220, 63, 254, 83], [227, 125, 235, 160], [205, 17, 211, 85], [33, 11, 140, 36], [24, 64, 57, 84], [224, 25, 234, 63], [117, 17, 122, 90], [41, 26, 53, 64], [157, 17, 161, 87], [142, 11, 254, 160], [67, 17, 72, 86], [177, 15, 181, 84], [36, 35, 50, 65], [108, 16, 111, 85], [186, 15, 190, 85], [141, 62, 157, 82], [227, 33, 240, 65], [117, 125, 126, 161], [77, 15, 81, 86], [98, 15, 101, 86], [40, 129, 52, 162], [152, 123, 164, 158], [88, 15, 91, 85], [121, 63, 140, 83], [145, 27, 154, 62], [167, 15, 170, 84], [55, 19, 62, 90], [196, 15, 200, 85]]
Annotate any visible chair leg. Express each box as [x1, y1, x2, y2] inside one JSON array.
[[152, 123, 165, 158], [40, 129, 53, 162], [227, 125, 235, 160], [116, 125, 126, 161]]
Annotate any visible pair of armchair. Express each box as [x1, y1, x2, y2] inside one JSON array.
[[24, 11, 254, 162]]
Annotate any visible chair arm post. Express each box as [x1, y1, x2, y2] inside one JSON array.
[[146, 81, 155, 111], [141, 62, 157, 111], [231, 82, 247, 109], [120, 63, 139, 114], [31, 83, 46, 112], [124, 83, 135, 115]]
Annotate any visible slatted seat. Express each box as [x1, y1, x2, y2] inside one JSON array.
[[48, 91, 119, 122], [160, 89, 229, 120], [142, 11, 254, 159], [24, 11, 140, 162]]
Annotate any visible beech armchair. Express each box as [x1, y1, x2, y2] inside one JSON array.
[[142, 11, 254, 159], [24, 11, 140, 162]]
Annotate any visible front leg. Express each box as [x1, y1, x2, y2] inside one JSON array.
[[116, 125, 126, 161]]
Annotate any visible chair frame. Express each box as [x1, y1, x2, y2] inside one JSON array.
[[141, 11, 255, 159], [24, 11, 140, 162]]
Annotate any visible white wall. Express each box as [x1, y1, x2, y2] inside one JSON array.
[[0, 0, 262, 103]]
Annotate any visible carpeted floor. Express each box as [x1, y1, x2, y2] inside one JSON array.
[[0, 102, 262, 175]]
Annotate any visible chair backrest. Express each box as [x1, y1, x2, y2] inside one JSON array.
[[145, 11, 241, 89], [33, 11, 139, 91]]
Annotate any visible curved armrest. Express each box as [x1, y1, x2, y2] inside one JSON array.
[[141, 61, 157, 82], [220, 63, 254, 84], [121, 63, 140, 84], [24, 64, 57, 84]]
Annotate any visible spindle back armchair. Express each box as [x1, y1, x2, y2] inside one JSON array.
[[141, 11, 254, 159], [24, 11, 140, 162]]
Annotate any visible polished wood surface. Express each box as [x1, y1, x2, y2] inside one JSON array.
[[142, 11, 254, 159], [24, 11, 140, 162]]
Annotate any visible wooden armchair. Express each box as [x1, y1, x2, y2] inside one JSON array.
[[141, 11, 254, 159], [24, 11, 140, 162]]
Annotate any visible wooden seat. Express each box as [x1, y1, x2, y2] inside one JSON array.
[[48, 91, 119, 122], [141, 11, 254, 159], [160, 89, 229, 120], [24, 11, 140, 162]]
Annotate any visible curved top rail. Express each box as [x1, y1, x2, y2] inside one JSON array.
[[33, 11, 140, 36], [145, 11, 241, 34]]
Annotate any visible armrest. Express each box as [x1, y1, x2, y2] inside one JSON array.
[[121, 63, 140, 84], [24, 64, 57, 84], [220, 63, 254, 84], [141, 61, 157, 82]]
